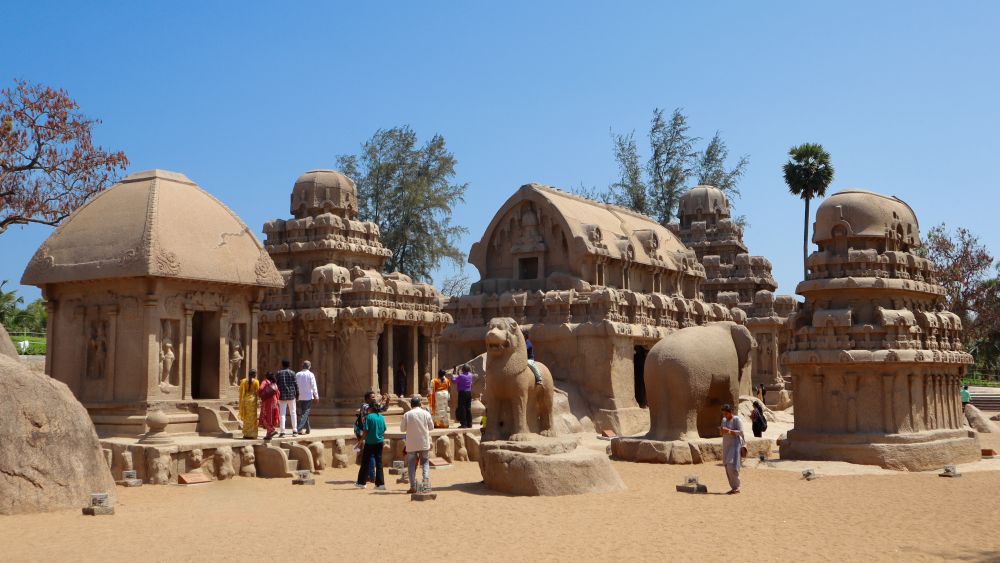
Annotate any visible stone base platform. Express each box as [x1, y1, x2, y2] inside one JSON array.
[[779, 428, 981, 471], [479, 436, 626, 496], [100, 425, 481, 485], [610, 436, 774, 464]]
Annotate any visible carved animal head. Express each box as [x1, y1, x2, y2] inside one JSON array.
[[484, 317, 528, 376]]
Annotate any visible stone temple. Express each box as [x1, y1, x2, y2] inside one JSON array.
[[258, 170, 452, 425], [778, 189, 980, 470], [21, 170, 284, 436], [668, 185, 797, 404], [441, 183, 738, 435]]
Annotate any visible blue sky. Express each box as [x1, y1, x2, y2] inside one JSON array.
[[2, 1, 997, 302]]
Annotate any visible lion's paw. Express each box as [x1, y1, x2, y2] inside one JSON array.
[[539, 429, 557, 438], [508, 433, 533, 442]]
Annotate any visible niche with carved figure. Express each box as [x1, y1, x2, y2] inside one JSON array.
[[227, 323, 247, 387], [86, 319, 109, 380], [159, 319, 180, 391]]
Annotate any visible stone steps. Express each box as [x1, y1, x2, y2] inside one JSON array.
[[970, 394, 1000, 411]]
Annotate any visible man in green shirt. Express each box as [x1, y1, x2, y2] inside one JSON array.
[[960, 385, 971, 410], [355, 404, 387, 490]]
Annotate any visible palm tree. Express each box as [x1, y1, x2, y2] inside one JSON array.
[[783, 144, 835, 280], [0, 280, 23, 327]]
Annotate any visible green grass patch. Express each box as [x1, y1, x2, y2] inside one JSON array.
[[9, 335, 45, 355]]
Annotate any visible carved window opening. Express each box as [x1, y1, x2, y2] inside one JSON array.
[[518, 257, 539, 280]]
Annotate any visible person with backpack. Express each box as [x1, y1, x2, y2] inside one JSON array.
[[257, 372, 280, 440], [355, 391, 388, 483], [749, 400, 767, 438], [354, 403, 387, 490]]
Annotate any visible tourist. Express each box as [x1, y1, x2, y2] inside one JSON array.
[[395, 362, 407, 397], [355, 391, 388, 482], [523, 330, 542, 385], [719, 403, 745, 494], [399, 394, 434, 493], [355, 403, 387, 490], [238, 368, 260, 439], [258, 372, 280, 440], [451, 364, 474, 428], [295, 360, 319, 435], [430, 370, 451, 428], [757, 384, 766, 403], [749, 400, 766, 438], [961, 385, 971, 410], [275, 359, 299, 437]]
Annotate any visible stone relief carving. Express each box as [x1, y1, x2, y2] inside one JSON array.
[[159, 320, 179, 392], [239, 446, 256, 477], [155, 249, 182, 276], [228, 324, 244, 386], [214, 446, 236, 480], [87, 320, 108, 380], [145, 448, 172, 484]]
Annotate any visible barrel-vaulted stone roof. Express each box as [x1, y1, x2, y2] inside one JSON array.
[[469, 183, 689, 275], [22, 169, 283, 288], [813, 189, 920, 247]]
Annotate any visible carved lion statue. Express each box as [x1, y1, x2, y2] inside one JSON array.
[[482, 317, 556, 441]]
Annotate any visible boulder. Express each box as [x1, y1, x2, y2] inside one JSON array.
[[739, 395, 776, 422], [0, 354, 116, 514], [990, 413, 1000, 422], [965, 404, 1000, 433], [0, 322, 18, 360], [479, 437, 625, 496]]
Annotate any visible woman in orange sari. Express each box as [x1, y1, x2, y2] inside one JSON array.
[[257, 372, 280, 440], [429, 370, 451, 428]]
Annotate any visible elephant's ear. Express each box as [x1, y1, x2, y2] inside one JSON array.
[[731, 323, 757, 380]]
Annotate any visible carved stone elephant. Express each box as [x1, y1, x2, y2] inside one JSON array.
[[644, 321, 756, 441]]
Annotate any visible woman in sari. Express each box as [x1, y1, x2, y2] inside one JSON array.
[[238, 368, 260, 439], [258, 371, 280, 440], [429, 370, 451, 428]]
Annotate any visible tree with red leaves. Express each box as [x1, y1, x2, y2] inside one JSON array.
[[923, 224, 1000, 372], [0, 80, 128, 235]]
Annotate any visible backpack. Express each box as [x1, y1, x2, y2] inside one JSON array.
[[753, 403, 768, 432], [353, 411, 366, 438]]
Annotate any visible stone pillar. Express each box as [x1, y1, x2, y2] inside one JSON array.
[[385, 323, 394, 396], [183, 308, 194, 400], [44, 296, 57, 376], [421, 332, 432, 396], [430, 332, 439, 393], [881, 373, 894, 433], [366, 326, 380, 393], [143, 295, 159, 400], [846, 373, 858, 433], [410, 326, 419, 397], [219, 309, 231, 398], [249, 302, 260, 373]]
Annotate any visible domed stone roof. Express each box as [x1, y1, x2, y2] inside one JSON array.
[[291, 169, 358, 219], [678, 185, 731, 218], [22, 169, 284, 288], [813, 189, 920, 247]]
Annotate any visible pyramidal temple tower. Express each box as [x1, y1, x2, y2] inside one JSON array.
[[778, 189, 980, 470]]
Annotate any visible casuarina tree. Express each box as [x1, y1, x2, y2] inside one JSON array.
[[783, 143, 834, 279], [0, 80, 128, 235], [337, 126, 468, 283]]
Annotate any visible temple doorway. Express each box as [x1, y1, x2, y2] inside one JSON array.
[[191, 311, 221, 400], [634, 345, 648, 408]]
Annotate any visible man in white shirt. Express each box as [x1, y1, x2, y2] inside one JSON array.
[[399, 395, 434, 493], [295, 361, 319, 435]]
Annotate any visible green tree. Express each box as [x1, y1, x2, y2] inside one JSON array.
[[783, 143, 835, 280], [647, 108, 697, 226], [337, 126, 469, 283], [607, 130, 648, 214], [0, 280, 23, 326], [695, 131, 749, 199]]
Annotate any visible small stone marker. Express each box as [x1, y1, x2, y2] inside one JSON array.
[[82, 492, 114, 516], [389, 460, 405, 475], [411, 479, 437, 501], [292, 469, 315, 485], [601, 429, 617, 438], [179, 472, 212, 485], [429, 457, 451, 468], [675, 474, 707, 494], [801, 468, 818, 481], [939, 465, 961, 478], [982, 449, 997, 459], [116, 470, 142, 487]]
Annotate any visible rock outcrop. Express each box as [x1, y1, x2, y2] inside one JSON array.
[[0, 322, 18, 359], [0, 354, 116, 514], [965, 404, 1000, 434]]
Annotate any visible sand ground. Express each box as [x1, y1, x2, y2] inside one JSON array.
[[3, 433, 999, 563]]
